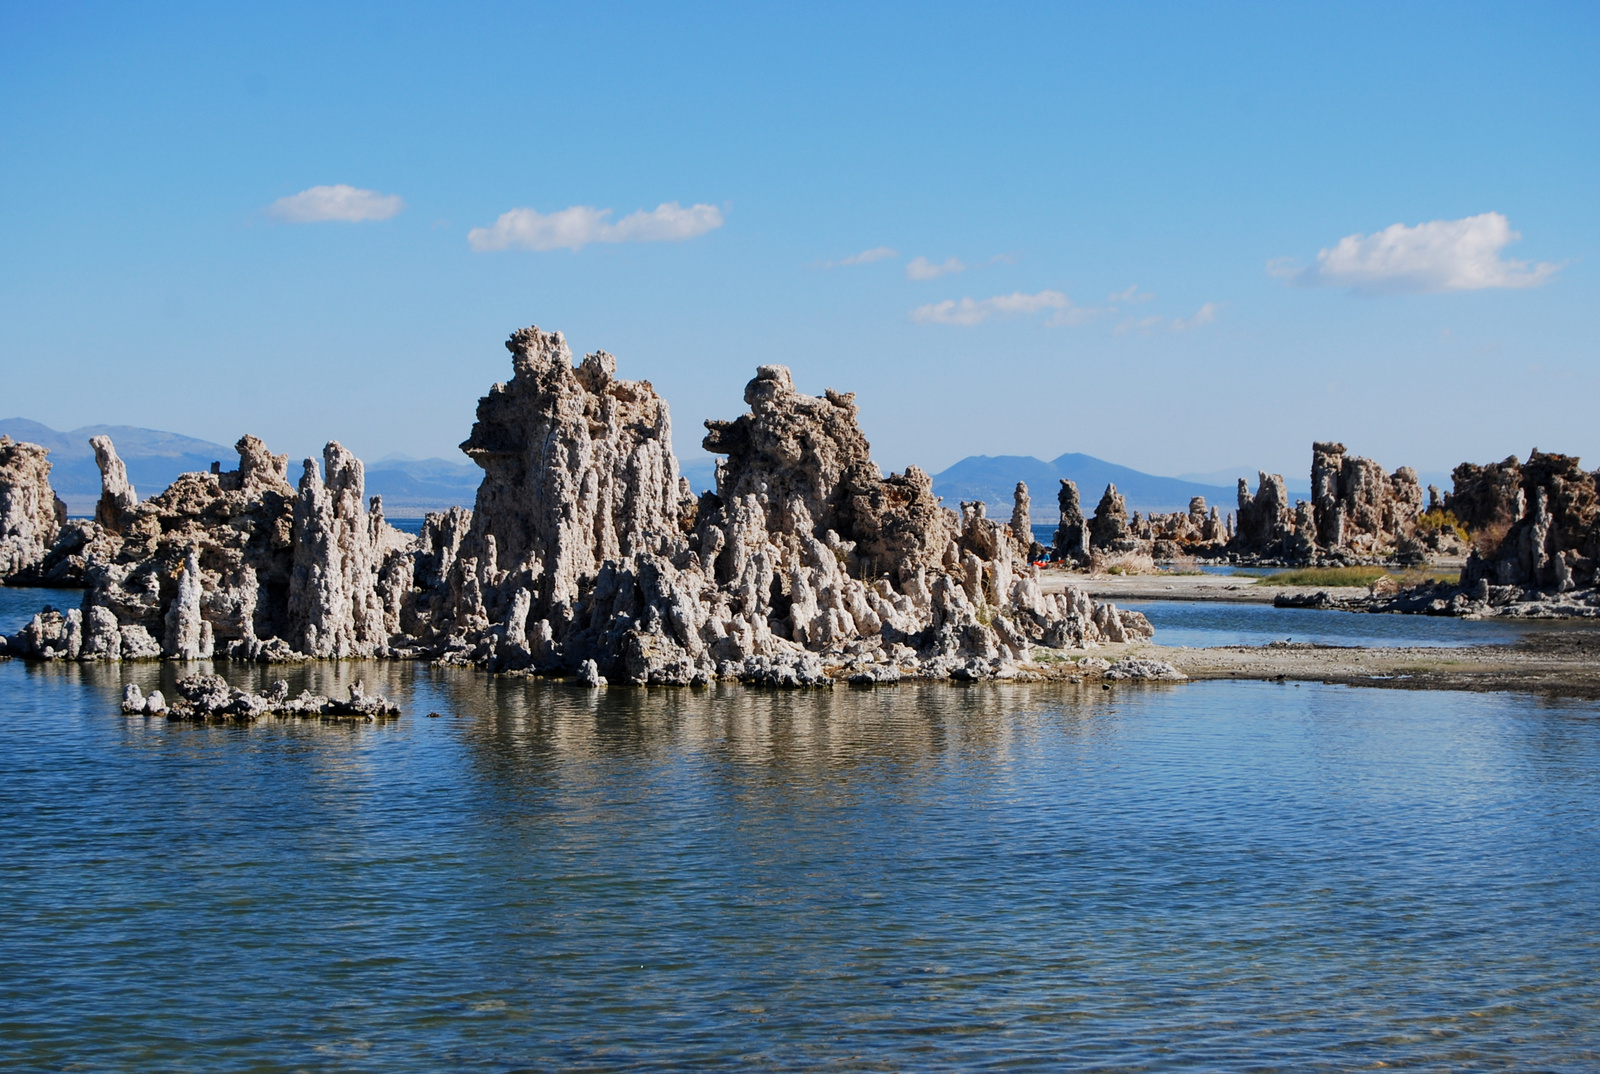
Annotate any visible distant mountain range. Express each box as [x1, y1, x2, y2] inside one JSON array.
[[0, 419, 483, 516], [929, 453, 1274, 519], [688, 451, 1306, 520], [8, 418, 1420, 523]]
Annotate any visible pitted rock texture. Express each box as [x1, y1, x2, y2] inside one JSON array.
[[90, 434, 137, 532], [4, 323, 1161, 683], [1458, 449, 1599, 592], [0, 436, 65, 581], [460, 327, 688, 629], [436, 333, 1157, 683], [1231, 472, 1292, 556], [1052, 479, 1090, 565], [1310, 442, 1424, 559], [121, 675, 399, 721], [1088, 484, 1130, 549]]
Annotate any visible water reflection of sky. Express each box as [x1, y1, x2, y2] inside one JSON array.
[[4, 662, 1600, 1070], [1123, 598, 1538, 648], [0, 585, 78, 636]]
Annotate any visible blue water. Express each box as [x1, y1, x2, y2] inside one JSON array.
[[0, 585, 77, 636], [1124, 599, 1539, 649], [389, 516, 427, 535], [2, 658, 1599, 1070]]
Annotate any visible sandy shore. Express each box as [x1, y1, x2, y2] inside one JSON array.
[[1039, 570, 1371, 605], [1071, 628, 1600, 699]]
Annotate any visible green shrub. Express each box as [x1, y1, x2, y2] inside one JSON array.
[[1415, 508, 1469, 542]]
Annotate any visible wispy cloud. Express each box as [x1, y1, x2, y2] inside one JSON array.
[[1270, 212, 1560, 294], [906, 256, 965, 280], [821, 246, 898, 268], [1115, 315, 1164, 335], [1171, 302, 1219, 330], [268, 185, 404, 223], [468, 201, 723, 252], [910, 289, 1097, 327], [1114, 302, 1220, 334], [1108, 285, 1154, 304]]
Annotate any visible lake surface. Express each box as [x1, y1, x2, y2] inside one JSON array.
[[3, 659, 1599, 1071], [1124, 599, 1539, 649]]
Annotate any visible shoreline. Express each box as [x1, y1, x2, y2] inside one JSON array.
[[11, 626, 1599, 702]]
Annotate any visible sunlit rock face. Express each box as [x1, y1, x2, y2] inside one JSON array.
[[0, 436, 65, 580], [459, 326, 688, 625], [1309, 442, 1424, 559], [3, 323, 1156, 680]]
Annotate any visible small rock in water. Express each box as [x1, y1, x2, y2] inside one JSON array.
[[124, 673, 403, 722]]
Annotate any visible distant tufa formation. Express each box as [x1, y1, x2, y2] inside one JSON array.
[[1278, 449, 1600, 619], [1049, 441, 1469, 566], [0, 325, 1157, 682], [1452, 450, 1599, 595]]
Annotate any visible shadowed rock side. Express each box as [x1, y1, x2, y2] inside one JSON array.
[[1278, 448, 1600, 619], [1454, 450, 1599, 595], [1, 326, 1154, 683]]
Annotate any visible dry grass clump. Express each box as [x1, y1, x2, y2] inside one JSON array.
[[1090, 550, 1159, 576], [1257, 566, 1389, 588], [1472, 519, 1512, 559], [1260, 566, 1463, 591]]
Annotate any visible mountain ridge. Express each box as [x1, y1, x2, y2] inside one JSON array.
[[2, 418, 1358, 521]]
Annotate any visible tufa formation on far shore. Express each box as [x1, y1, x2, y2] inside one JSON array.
[[0, 325, 1162, 683], [6, 324, 1598, 669]]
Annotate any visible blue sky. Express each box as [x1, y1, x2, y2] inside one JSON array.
[[2, 2, 1595, 484]]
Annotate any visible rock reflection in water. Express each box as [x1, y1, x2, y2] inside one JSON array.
[[4, 660, 1600, 1071]]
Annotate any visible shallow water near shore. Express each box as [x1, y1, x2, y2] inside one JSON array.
[[3, 660, 1599, 1070], [1124, 598, 1540, 649]]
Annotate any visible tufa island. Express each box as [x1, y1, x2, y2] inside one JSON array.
[[2, 324, 1599, 708]]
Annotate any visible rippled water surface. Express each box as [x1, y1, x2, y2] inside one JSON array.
[[3, 660, 1600, 1071], [1125, 598, 1539, 649]]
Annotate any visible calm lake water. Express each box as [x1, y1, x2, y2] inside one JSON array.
[[3, 657, 1599, 1071], [1123, 599, 1539, 649]]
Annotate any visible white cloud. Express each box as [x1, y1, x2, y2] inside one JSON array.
[[1273, 212, 1559, 294], [467, 201, 723, 252], [906, 256, 966, 280], [910, 289, 1097, 327], [1115, 315, 1164, 335], [1108, 285, 1154, 304], [822, 246, 898, 268], [268, 185, 404, 223], [1170, 302, 1219, 330]]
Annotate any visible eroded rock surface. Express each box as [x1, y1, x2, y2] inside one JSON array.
[[3, 324, 1159, 683], [0, 436, 65, 580], [121, 675, 399, 721]]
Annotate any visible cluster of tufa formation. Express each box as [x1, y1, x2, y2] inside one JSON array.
[[1, 325, 1158, 684], [1052, 480, 1226, 564], [120, 675, 399, 721], [1453, 451, 1599, 595], [1044, 444, 1467, 569], [1277, 448, 1600, 619], [1225, 443, 1452, 564]]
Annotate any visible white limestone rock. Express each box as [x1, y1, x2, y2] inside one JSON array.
[[0, 436, 65, 580]]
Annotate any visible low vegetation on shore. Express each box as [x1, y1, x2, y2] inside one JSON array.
[[1258, 566, 1460, 589]]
